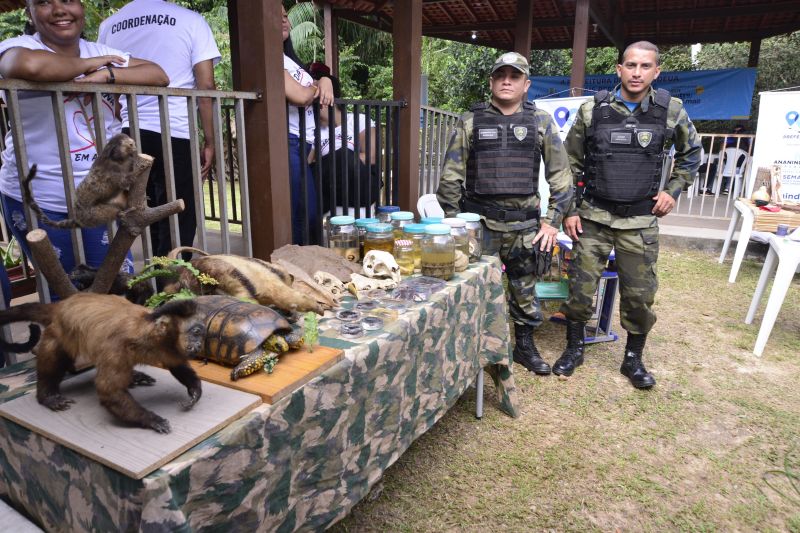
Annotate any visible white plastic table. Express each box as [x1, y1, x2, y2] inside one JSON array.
[[745, 234, 800, 356]]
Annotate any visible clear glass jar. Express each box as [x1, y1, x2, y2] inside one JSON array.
[[420, 216, 443, 225], [403, 223, 427, 272], [390, 211, 415, 239], [456, 212, 483, 262], [421, 224, 455, 280], [363, 223, 395, 255], [393, 239, 415, 276], [327, 215, 359, 262], [441, 217, 469, 258], [355, 217, 379, 262], [376, 205, 400, 223]]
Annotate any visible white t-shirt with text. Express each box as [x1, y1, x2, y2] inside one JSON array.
[[98, 0, 220, 139], [0, 34, 130, 212], [318, 113, 376, 157], [284, 54, 315, 143]]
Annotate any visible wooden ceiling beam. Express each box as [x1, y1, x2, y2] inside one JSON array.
[[423, 17, 572, 33], [589, 0, 625, 50], [623, 1, 800, 22]]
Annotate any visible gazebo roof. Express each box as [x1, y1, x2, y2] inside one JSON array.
[[330, 0, 800, 49], [0, 0, 22, 12]]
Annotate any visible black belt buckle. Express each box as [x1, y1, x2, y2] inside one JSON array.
[[612, 204, 631, 217]]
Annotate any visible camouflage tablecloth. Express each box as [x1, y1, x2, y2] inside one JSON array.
[[0, 257, 517, 532]]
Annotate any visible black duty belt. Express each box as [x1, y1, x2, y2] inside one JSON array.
[[584, 195, 656, 217], [461, 198, 540, 222]]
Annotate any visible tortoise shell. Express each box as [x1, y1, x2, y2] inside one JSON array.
[[193, 295, 292, 366]]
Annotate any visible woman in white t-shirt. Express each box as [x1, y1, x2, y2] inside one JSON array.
[[282, 5, 332, 244], [0, 0, 168, 283]]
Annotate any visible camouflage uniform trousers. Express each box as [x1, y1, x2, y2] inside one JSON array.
[[482, 223, 544, 327], [560, 218, 659, 335]]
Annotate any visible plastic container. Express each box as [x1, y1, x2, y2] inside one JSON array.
[[376, 205, 400, 223], [420, 216, 443, 225], [441, 217, 469, 258], [327, 215, 359, 262], [403, 223, 426, 272], [421, 223, 455, 280], [393, 239, 415, 275], [390, 211, 415, 239], [355, 217, 379, 261], [456, 212, 483, 262], [363, 223, 395, 255]]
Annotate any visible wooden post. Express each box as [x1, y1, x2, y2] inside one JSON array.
[[323, 3, 339, 76], [229, 0, 291, 259], [514, 0, 534, 60], [393, 0, 422, 212], [569, 0, 590, 96], [748, 39, 761, 68]]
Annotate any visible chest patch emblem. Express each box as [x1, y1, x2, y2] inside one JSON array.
[[513, 126, 528, 141], [610, 131, 632, 144], [478, 128, 498, 140], [637, 131, 653, 147]]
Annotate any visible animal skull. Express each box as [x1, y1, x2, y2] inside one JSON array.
[[348, 273, 399, 298], [362, 250, 401, 282], [454, 250, 469, 272], [313, 271, 346, 301]]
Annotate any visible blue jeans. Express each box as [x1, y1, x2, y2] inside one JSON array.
[[1, 194, 134, 288], [288, 134, 319, 244]]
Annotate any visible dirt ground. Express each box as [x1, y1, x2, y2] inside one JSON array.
[[332, 246, 800, 532]]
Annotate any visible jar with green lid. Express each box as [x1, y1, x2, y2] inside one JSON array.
[[363, 223, 395, 255], [421, 224, 455, 280], [456, 212, 483, 262], [327, 216, 359, 262], [441, 217, 469, 259], [376, 205, 400, 223], [355, 217, 379, 261], [393, 239, 415, 276], [403, 223, 426, 272], [420, 216, 443, 225], [390, 211, 415, 239]]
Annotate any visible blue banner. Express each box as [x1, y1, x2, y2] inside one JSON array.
[[529, 68, 757, 120]]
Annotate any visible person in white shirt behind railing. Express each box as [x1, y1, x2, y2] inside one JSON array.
[[0, 0, 168, 284]]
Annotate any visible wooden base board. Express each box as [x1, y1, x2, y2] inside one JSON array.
[[0, 366, 261, 479], [190, 345, 344, 404]]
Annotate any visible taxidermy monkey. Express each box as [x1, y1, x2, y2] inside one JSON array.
[[0, 293, 206, 434], [23, 133, 138, 229]]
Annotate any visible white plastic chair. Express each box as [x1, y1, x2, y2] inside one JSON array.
[[719, 199, 772, 283], [417, 193, 445, 218], [717, 147, 749, 196]]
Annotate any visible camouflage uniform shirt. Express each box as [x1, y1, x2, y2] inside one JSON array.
[[437, 101, 573, 231], [565, 87, 702, 229]]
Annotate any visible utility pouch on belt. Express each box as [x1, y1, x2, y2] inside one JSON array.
[[505, 245, 553, 277]]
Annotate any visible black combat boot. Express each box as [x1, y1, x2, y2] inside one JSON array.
[[512, 324, 551, 375], [620, 333, 656, 389], [552, 320, 586, 377]]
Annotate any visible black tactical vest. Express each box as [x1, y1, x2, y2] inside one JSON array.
[[585, 89, 673, 203], [465, 101, 540, 196]]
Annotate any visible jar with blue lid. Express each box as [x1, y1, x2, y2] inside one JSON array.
[[327, 215, 359, 262], [420, 216, 443, 225], [390, 211, 415, 239], [376, 205, 400, 223], [456, 212, 483, 262], [403, 223, 427, 271], [363, 223, 395, 255], [421, 223, 455, 280], [355, 217, 379, 261]]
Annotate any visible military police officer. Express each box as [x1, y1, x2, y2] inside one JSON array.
[[555, 41, 701, 388], [437, 52, 573, 375]]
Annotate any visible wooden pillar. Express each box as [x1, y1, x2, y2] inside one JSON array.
[[569, 0, 590, 96], [393, 0, 422, 212], [229, 0, 291, 258], [514, 0, 534, 59], [748, 39, 761, 68], [324, 3, 339, 76]]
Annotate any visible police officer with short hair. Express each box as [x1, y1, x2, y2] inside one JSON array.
[[555, 41, 701, 388], [437, 52, 573, 375]]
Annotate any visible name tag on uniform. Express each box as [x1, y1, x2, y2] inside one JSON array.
[[478, 128, 498, 140], [610, 131, 632, 144]]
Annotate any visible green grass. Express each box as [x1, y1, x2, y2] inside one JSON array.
[[202, 180, 243, 234], [332, 246, 800, 532]]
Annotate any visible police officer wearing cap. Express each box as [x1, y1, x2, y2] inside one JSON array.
[[554, 41, 701, 388], [437, 52, 573, 375]]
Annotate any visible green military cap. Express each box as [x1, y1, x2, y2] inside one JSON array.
[[491, 52, 530, 75]]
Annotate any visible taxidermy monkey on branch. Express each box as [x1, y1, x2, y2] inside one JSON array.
[[0, 293, 206, 433], [23, 133, 139, 229]]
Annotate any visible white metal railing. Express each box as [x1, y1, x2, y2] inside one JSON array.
[[419, 105, 460, 196]]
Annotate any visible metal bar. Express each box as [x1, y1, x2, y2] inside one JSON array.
[[157, 93, 180, 252], [392, 106, 400, 205], [0, 78, 260, 100], [375, 105, 384, 206], [340, 104, 350, 215], [297, 104, 310, 244], [328, 105, 338, 216], [51, 90, 85, 266], [419, 107, 429, 195], [353, 104, 362, 214], [384, 106, 393, 205], [212, 96, 230, 253], [224, 104, 240, 224], [187, 95, 206, 252], [234, 98, 253, 257], [364, 104, 373, 217]]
